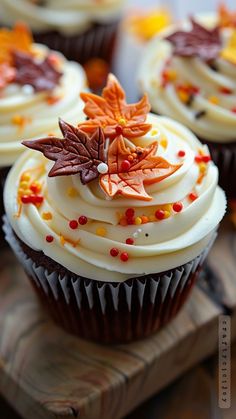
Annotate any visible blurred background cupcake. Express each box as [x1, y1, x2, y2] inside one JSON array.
[[3, 75, 226, 343], [0, 23, 87, 242], [138, 4, 236, 199], [114, 6, 172, 101], [0, 0, 125, 68]]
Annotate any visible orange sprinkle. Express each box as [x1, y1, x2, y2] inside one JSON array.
[[141, 215, 149, 224], [42, 212, 52, 221], [67, 187, 78, 198], [12, 115, 32, 130], [120, 217, 128, 226], [46, 95, 61, 105]]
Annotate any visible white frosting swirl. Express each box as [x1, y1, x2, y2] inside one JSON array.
[[0, 43, 87, 168], [4, 114, 226, 282], [0, 0, 125, 35], [138, 14, 236, 142]]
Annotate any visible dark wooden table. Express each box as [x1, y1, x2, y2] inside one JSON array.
[[1, 343, 235, 419]]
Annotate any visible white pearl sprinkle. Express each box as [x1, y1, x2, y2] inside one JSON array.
[[97, 162, 108, 174], [133, 232, 139, 238], [137, 228, 142, 233], [22, 84, 34, 95]]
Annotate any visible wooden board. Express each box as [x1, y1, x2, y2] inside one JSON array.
[[0, 219, 235, 419]]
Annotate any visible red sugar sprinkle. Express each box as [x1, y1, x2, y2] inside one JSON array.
[[121, 160, 131, 172], [189, 192, 198, 201], [173, 202, 183, 212], [69, 220, 78, 230], [178, 150, 185, 158], [125, 208, 135, 218], [78, 216, 88, 225], [110, 248, 119, 257], [120, 252, 129, 262], [219, 87, 232, 95], [127, 217, 135, 225], [46, 235, 54, 243], [31, 195, 43, 204], [126, 238, 134, 245], [195, 155, 202, 163], [231, 107, 236, 113], [21, 195, 31, 204], [202, 155, 211, 163], [115, 125, 123, 135], [155, 209, 165, 220]]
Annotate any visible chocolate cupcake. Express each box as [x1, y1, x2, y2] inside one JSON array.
[[139, 6, 236, 199], [4, 75, 226, 343], [0, 0, 125, 65], [0, 23, 87, 241]]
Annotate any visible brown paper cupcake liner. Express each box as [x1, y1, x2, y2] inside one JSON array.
[[3, 216, 216, 343], [202, 139, 236, 200], [33, 21, 119, 65]]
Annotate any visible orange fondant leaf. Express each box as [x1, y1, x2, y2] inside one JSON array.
[[0, 23, 33, 65], [79, 74, 151, 139], [218, 4, 236, 28], [0, 63, 16, 89], [100, 136, 181, 201]]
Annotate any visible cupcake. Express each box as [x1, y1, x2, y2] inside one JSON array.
[[3, 75, 226, 343], [0, 0, 125, 65], [0, 23, 87, 241], [138, 6, 236, 199]]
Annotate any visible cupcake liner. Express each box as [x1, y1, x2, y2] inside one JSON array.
[[0, 167, 10, 248], [203, 139, 236, 200], [3, 216, 216, 343], [33, 21, 119, 65]]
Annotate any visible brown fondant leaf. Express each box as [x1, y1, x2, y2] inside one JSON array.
[[166, 18, 222, 61], [22, 119, 106, 184], [100, 136, 181, 201], [218, 4, 236, 28], [0, 63, 16, 89], [0, 23, 33, 65], [13, 51, 62, 92], [79, 74, 151, 139]]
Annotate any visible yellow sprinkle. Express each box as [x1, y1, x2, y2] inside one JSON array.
[[67, 187, 78, 198], [21, 172, 31, 182], [166, 69, 177, 81], [42, 212, 52, 221], [208, 95, 220, 105], [96, 227, 107, 237], [178, 90, 189, 103], [135, 217, 142, 225], [164, 210, 171, 219], [118, 118, 126, 126], [199, 162, 207, 174], [60, 235, 66, 246], [18, 188, 26, 196], [149, 215, 156, 222], [20, 181, 29, 190], [160, 137, 167, 148], [163, 204, 172, 212], [151, 129, 158, 136]]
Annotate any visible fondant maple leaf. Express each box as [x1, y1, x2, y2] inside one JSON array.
[[79, 74, 151, 139], [0, 63, 16, 89], [13, 51, 62, 92], [100, 136, 181, 201], [221, 30, 236, 65], [0, 23, 33, 65], [166, 18, 221, 61], [218, 4, 236, 28], [22, 119, 106, 184]]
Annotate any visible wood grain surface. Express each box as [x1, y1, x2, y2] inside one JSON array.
[[0, 219, 235, 419]]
